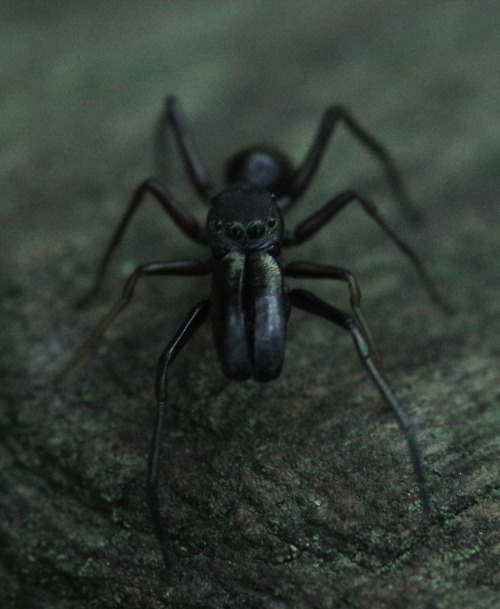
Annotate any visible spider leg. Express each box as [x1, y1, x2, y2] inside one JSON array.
[[54, 260, 210, 382], [283, 261, 382, 366], [281, 105, 420, 222], [77, 179, 208, 307], [148, 300, 210, 569], [284, 189, 453, 314], [155, 95, 217, 203], [288, 288, 431, 518]]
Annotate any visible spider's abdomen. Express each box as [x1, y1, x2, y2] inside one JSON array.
[[211, 251, 288, 382]]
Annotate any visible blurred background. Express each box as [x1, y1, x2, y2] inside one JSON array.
[[1, 2, 499, 608]]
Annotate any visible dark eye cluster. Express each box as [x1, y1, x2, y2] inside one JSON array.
[[212, 217, 278, 241]]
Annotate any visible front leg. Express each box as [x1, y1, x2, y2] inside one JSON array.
[[283, 260, 381, 365], [288, 288, 431, 518], [148, 300, 210, 569]]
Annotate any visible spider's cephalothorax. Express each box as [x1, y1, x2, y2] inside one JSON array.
[[59, 95, 450, 570], [207, 186, 284, 256]]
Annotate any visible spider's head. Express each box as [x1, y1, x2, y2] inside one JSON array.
[[207, 187, 284, 258]]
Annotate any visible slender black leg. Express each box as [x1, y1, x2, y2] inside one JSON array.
[[288, 288, 431, 518], [283, 260, 381, 365], [77, 179, 208, 307], [284, 189, 453, 314], [147, 300, 210, 569], [54, 260, 210, 381], [154, 95, 217, 203], [280, 105, 420, 222]]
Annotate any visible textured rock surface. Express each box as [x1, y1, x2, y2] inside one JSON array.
[[1, 2, 499, 608]]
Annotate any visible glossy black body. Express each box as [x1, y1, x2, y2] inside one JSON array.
[[61, 96, 449, 570]]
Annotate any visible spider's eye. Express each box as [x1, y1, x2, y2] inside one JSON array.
[[224, 222, 244, 240], [214, 220, 224, 232], [246, 220, 266, 239], [266, 216, 277, 228]]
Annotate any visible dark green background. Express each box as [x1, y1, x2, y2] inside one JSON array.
[[1, 2, 499, 608]]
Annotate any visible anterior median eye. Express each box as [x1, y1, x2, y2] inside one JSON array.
[[247, 220, 266, 239], [224, 222, 244, 240]]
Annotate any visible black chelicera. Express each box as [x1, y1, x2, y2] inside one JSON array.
[[58, 96, 448, 569]]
